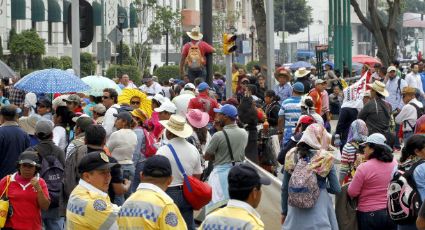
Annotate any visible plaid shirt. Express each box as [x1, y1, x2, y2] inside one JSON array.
[[8, 86, 26, 107]]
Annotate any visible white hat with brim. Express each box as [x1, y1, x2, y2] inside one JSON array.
[[186, 26, 203, 40], [18, 114, 42, 135], [367, 81, 389, 97], [295, 67, 311, 78], [159, 115, 193, 138]]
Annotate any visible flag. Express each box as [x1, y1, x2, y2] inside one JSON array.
[[341, 72, 368, 109]]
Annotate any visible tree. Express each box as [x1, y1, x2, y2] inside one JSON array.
[[80, 52, 96, 77], [251, 0, 268, 67], [350, 0, 401, 66], [274, 0, 313, 34], [399, 0, 425, 57], [9, 29, 45, 69]]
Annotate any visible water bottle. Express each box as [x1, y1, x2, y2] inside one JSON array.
[[334, 134, 341, 148]]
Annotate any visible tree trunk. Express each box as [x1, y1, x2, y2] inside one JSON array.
[[351, 0, 401, 66], [251, 0, 267, 68]]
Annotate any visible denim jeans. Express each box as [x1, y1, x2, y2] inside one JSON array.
[[394, 124, 401, 149], [114, 164, 135, 205], [166, 187, 195, 230], [357, 209, 396, 230], [130, 161, 145, 193], [42, 207, 64, 230], [403, 131, 414, 144], [187, 68, 206, 83]]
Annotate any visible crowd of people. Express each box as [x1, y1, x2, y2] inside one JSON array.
[[2, 57, 425, 229]]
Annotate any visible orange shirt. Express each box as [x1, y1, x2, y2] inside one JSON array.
[[309, 89, 322, 115]]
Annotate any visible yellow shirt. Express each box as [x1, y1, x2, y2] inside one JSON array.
[[232, 72, 239, 94], [66, 180, 119, 230], [118, 183, 187, 229], [200, 199, 264, 230]]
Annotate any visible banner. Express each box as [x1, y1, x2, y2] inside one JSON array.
[[341, 71, 368, 109]]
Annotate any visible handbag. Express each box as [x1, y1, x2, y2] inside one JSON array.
[[167, 144, 212, 210], [0, 175, 11, 228]]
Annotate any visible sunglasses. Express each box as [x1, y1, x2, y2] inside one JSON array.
[[131, 101, 141, 105]]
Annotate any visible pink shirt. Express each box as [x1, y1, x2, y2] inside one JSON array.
[[348, 158, 397, 212]]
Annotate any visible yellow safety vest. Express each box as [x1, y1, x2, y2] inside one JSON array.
[[66, 182, 118, 230], [200, 201, 265, 230], [118, 183, 186, 229]]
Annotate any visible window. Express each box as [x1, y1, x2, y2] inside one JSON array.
[[32, 21, 36, 30], [48, 22, 52, 45]]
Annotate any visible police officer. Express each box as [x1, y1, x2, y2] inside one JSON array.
[[118, 155, 186, 229], [66, 151, 119, 230], [200, 164, 271, 229]]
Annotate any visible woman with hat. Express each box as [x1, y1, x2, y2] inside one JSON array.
[[358, 81, 392, 143], [0, 151, 50, 229], [186, 109, 211, 154], [156, 115, 203, 229], [347, 133, 397, 230], [118, 88, 152, 117], [18, 114, 42, 147], [145, 93, 168, 139]]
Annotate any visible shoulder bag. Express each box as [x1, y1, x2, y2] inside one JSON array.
[[222, 130, 235, 166], [167, 144, 212, 210], [0, 175, 11, 227]]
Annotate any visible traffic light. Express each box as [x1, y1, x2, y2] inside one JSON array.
[[67, 0, 94, 48], [223, 33, 237, 55]]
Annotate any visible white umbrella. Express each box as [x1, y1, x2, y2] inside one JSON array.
[[80, 75, 122, 97]]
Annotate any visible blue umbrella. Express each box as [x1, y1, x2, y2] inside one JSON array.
[[289, 61, 313, 71], [14, 69, 90, 93]]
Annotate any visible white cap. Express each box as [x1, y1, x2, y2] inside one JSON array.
[[387, 66, 397, 72], [184, 83, 196, 90], [154, 101, 177, 113], [363, 133, 392, 152], [152, 93, 167, 105], [315, 79, 326, 85]]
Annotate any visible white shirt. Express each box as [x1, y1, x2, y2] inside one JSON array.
[[107, 129, 138, 164], [385, 76, 407, 111], [102, 104, 120, 140], [406, 72, 424, 94], [139, 82, 163, 96], [156, 137, 203, 186], [395, 98, 423, 132], [227, 199, 261, 219], [53, 126, 67, 150], [172, 90, 195, 117]]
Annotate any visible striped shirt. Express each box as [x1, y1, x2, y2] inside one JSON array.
[[278, 96, 302, 143]]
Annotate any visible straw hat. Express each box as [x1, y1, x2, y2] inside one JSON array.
[[186, 26, 203, 41], [159, 115, 193, 138], [131, 108, 148, 122], [186, 109, 210, 129], [294, 67, 311, 78], [367, 81, 389, 97]]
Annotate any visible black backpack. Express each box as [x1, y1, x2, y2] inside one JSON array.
[[404, 103, 425, 131], [39, 155, 64, 208]]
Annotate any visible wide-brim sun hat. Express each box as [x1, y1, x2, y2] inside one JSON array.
[[18, 114, 42, 135], [186, 109, 210, 129], [186, 26, 203, 40], [118, 88, 152, 117], [295, 67, 311, 78], [159, 114, 193, 138], [367, 81, 389, 97]]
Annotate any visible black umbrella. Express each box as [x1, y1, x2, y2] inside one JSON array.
[[0, 60, 16, 79]]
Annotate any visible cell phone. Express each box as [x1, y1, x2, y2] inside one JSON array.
[[123, 170, 131, 180]]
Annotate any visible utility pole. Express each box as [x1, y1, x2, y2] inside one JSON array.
[[266, 0, 275, 89], [281, 0, 285, 63], [201, 0, 213, 84], [72, 0, 80, 76], [101, 0, 105, 76], [165, 29, 169, 65]]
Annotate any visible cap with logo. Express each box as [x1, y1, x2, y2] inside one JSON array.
[[78, 151, 117, 173], [142, 155, 172, 178], [228, 164, 271, 191]]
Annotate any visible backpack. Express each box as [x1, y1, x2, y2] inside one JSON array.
[[39, 154, 64, 208], [142, 128, 157, 158], [288, 155, 320, 208], [63, 140, 87, 200], [185, 41, 205, 71], [404, 103, 425, 131], [387, 160, 425, 224]]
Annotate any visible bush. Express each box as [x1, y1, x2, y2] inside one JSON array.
[[153, 65, 180, 83], [246, 61, 260, 73], [59, 56, 72, 70], [106, 65, 142, 85], [42, 56, 60, 68], [213, 64, 226, 75], [80, 52, 96, 77]]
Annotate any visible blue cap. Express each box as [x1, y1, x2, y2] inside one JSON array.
[[213, 104, 238, 118], [293, 82, 305, 93], [197, 82, 209, 91]]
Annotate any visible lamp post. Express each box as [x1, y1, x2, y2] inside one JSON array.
[[229, 26, 237, 63], [249, 25, 255, 62], [118, 14, 126, 66]]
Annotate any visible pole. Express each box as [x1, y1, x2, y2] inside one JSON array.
[[281, 0, 285, 63], [225, 55, 232, 99], [119, 23, 123, 65], [266, 0, 275, 89], [328, 0, 334, 63], [308, 25, 311, 56], [251, 32, 254, 62], [165, 30, 169, 65], [201, 0, 213, 84], [347, 0, 352, 75], [71, 0, 80, 76], [101, 0, 105, 76]]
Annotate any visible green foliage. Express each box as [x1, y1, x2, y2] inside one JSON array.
[[274, 0, 313, 34], [80, 52, 96, 77], [59, 56, 72, 70], [246, 61, 260, 73], [9, 29, 45, 70], [213, 64, 226, 75], [106, 65, 142, 85], [153, 65, 180, 83], [42, 56, 60, 68], [133, 43, 151, 71]]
